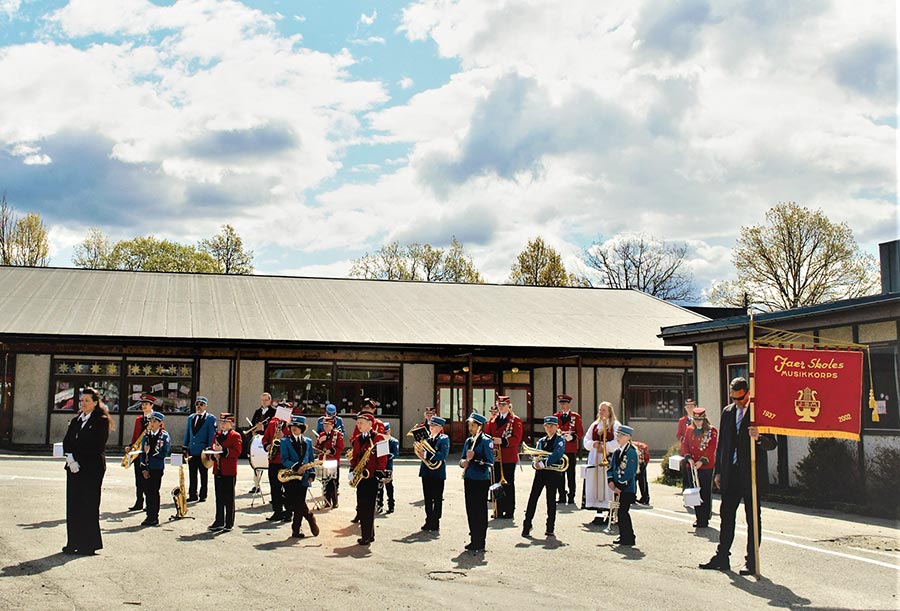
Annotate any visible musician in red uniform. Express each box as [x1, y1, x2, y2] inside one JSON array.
[[483, 396, 523, 520], [676, 398, 697, 491], [314, 416, 345, 508], [553, 394, 584, 505], [129, 394, 161, 511], [632, 440, 651, 505], [350, 398, 386, 439], [680, 406, 718, 528], [263, 410, 291, 522], [209, 413, 243, 532], [350, 413, 388, 545]]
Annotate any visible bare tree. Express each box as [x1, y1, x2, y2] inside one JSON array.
[[508, 237, 578, 287], [10, 212, 50, 267], [0, 194, 16, 265], [350, 238, 484, 283], [72, 227, 114, 269], [709, 202, 880, 310], [198, 224, 254, 274], [583, 233, 697, 301]]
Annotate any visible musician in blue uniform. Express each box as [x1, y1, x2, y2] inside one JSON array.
[[182, 396, 216, 502], [416, 416, 450, 532], [460, 413, 494, 553], [607, 425, 638, 546], [280, 415, 320, 538], [522, 416, 567, 538], [316, 403, 345, 435], [376, 423, 400, 514], [139, 412, 170, 526]]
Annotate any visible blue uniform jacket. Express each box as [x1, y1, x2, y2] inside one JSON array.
[[140, 430, 171, 471], [315, 415, 345, 435], [182, 412, 217, 457], [280, 435, 315, 488], [386, 437, 400, 471], [461, 433, 494, 481], [608, 442, 638, 494], [537, 433, 566, 470], [419, 433, 450, 480]]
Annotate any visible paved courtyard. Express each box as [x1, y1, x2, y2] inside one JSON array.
[[1, 453, 898, 610]]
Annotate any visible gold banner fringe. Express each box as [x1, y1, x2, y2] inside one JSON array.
[[756, 426, 860, 441]]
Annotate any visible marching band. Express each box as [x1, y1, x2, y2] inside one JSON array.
[[61, 389, 678, 558]]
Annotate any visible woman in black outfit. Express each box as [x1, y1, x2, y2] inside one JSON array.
[[62, 387, 112, 555]]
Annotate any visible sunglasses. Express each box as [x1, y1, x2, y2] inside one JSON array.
[[731, 392, 749, 402]]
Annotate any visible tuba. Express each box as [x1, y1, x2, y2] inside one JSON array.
[[278, 460, 323, 483], [520, 442, 569, 473], [122, 429, 145, 468]]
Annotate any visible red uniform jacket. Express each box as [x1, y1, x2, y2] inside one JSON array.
[[350, 432, 388, 481], [553, 410, 584, 454], [315, 428, 345, 466], [632, 440, 650, 472], [213, 430, 243, 476], [484, 412, 523, 464], [676, 415, 690, 442], [263, 419, 290, 465], [680, 426, 718, 470], [131, 414, 164, 445]]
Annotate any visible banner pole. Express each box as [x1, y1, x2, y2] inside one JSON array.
[[749, 310, 761, 580]]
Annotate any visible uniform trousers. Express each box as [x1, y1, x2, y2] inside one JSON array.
[[213, 474, 236, 528], [66, 467, 104, 552], [356, 478, 379, 542], [556, 452, 578, 501], [284, 480, 313, 535], [694, 468, 713, 525], [422, 477, 445, 527], [525, 470, 562, 531], [492, 462, 516, 516], [615, 490, 635, 544], [267, 463, 286, 515], [716, 463, 762, 568], [133, 461, 147, 507], [144, 469, 163, 521], [187, 455, 209, 500], [464, 479, 490, 549], [376, 479, 395, 510], [636, 464, 650, 503]]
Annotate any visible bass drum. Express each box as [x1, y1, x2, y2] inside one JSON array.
[[249, 434, 268, 470]]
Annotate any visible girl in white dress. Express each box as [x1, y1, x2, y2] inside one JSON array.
[[582, 401, 620, 525]]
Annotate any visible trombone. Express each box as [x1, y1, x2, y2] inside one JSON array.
[[520, 442, 569, 473]]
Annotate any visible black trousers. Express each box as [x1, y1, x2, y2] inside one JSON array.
[[324, 477, 339, 507], [616, 490, 636, 543], [188, 455, 209, 500], [464, 478, 490, 548], [144, 469, 163, 521], [213, 474, 236, 528], [525, 471, 562, 531], [556, 452, 577, 501], [377, 480, 395, 509], [695, 468, 713, 525], [133, 461, 146, 506], [66, 467, 104, 552], [284, 480, 313, 535], [356, 478, 378, 542], [492, 462, 516, 516], [422, 477, 445, 527], [636, 464, 650, 503], [716, 464, 762, 567], [267, 464, 285, 515]]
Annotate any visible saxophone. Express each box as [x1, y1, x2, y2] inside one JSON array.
[[278, 460, 323, 483], [172, 463, 188, 519], [268, 426, 283, 461], [349, 442, 374, 488], [122, 429, 145, 468]]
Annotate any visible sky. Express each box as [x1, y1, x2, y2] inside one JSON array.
[[0, 0, 896, 301]]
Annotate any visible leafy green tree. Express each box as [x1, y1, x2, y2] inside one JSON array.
[[110, 236, 223, 273], [508, 236, 577, 286], [10, 212, 50, 267], [198, 224, 254, 274], [709, 202, 880, 310], [72, 227, 115, 269]]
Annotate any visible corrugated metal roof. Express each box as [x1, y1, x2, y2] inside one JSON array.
[[0, 267, 708, 352]]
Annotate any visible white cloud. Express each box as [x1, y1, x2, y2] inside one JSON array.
[[359, 10, 377, 26], [0, 0, 20, 19], [351, 36, 386, 46], [397, 77, 414, 89]]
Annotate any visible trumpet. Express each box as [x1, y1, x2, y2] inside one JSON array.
[[520, 442, 569, 473], [605, 490, 620, 532], [122, 429, 145, 468], [413, 438, 442, 470]]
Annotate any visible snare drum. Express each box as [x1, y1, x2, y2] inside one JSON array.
[[249, 434, 268, 470], [318, 459, 338, 481]]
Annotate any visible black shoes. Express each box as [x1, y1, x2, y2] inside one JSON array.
[[545, 531, 555, 538], [187, 496, 198, 502], [208, 523, 224, 531], [357, 537, 373, 546], [351, 515, 360, 524], [521, 525, 532, 538], [567, 497, 575, 505], [739, 564, 756, 576], [557, 497, 566, 504], [308, 515, 320, 537], [128, 503, 143, 511], [699, 556, 729, 571], [281, 513, 292, 523], [266, 512, 283, 521], [612, 538, 634, 546], [61, 546, 77, 554], [140, 518, 159, 526], [198, 497, 206, 503], [692, 521, 709, 528], [292, 531, 305, 538]]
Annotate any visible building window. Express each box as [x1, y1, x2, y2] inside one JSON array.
[[337, 366, 401, 416], [624, 371, 691, 420], [727, 362, 749, 385], [865, 344, 899, 432], [51, 358, 121, 413], [265, 363, 402, 417], [125, 360, 194, 415], [267, 363, 334, 416]]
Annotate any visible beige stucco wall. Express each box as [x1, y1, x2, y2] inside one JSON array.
[[13, 354, 50, 445], [401, 363, 433, 449], [821, 326, 853, 343], [236, 359, 266, 424], [533, 367, 553, 419], [859, 321, 897, 343], [595, 367, 624, 420], [722, 339, 747, 357], [696, 343, 721, 427], [198, 359, 231, 414]]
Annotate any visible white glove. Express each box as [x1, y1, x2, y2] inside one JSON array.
[[65, 453, 75, 468], [69, 461, 81, 473]]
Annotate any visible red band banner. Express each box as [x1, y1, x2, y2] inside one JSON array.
[[753, 346, 863, 440]]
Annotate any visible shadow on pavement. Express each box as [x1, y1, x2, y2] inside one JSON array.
[[610, 545, 646, 560], [0, 552, 80, 577], [17, 518, 66, 530], [177, 530, 223, 542], [104, 523, 146, 534], [451, 550, 486, 569], [515, 536, 567, 550], [331, 524, 359, 539], [690, 527, 720, 542], [254, 537, 306, 551], [394, 531, 438, 544], [327, 543, 372, 558], [727, 573, 812, 608]]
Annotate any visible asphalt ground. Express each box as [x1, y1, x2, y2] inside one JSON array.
[[1, 453, 898, 611]]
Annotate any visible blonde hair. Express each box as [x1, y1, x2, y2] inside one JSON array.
[[594, 401, 618, 426]]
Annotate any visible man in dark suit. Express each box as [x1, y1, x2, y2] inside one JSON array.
[[700, 377, 777, 575], [182, 396, 217, 502]]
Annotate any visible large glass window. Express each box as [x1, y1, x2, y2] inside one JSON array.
[[337, 366, 401, 416], [266, 363, 402, 417], [865, 344, 899, 432], [267, 363, 333, 416], [624, 371, 692, 420], [125, 360, 195, 415], [51, 358, 121, 413]]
